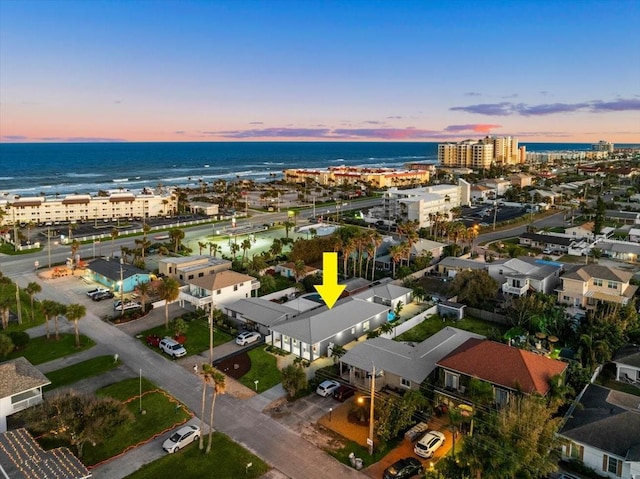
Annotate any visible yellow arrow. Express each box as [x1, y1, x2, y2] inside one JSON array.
[[314, 252, 346, 309]]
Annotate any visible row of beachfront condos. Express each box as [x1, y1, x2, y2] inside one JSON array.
[[0, 191, 179, 226]]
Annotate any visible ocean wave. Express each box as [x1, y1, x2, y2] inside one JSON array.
[[263, 162, 284, 166], [66, 172, 104, 178], [0, 177, 15, 181]]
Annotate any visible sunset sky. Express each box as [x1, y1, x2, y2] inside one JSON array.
[[1, 0, 639, 143]]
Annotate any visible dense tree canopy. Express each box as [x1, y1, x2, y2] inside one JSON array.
[[448, 270, 498, 309]]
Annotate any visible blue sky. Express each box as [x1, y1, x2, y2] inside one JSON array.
[[1, 0, 639, 142]]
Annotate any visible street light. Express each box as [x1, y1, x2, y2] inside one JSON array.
[[119, 259, 125, 318]]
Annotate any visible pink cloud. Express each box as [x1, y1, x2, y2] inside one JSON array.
[[445, 124, 502, 133]]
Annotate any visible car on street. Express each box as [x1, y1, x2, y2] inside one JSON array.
[[91, 290, 114, 301], [235, 331, 261, 346], [316, 380, 341, 397], [542, 248, 553, 254], [114, 300, 142, 312], [162, 424, 200, 453], [332, 384, 356, 402], [159, 337, 187, 358], [383, 457, 424, 479], [86, 287, 109, 298], [414, 430, 446, 458]]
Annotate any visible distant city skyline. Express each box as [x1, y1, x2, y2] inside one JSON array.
[[1, 0, 639, 144]]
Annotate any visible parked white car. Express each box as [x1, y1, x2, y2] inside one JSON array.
[[235, 331, 261, 346], [414, 430, 446, 458], [316, 380, 341, 397], [159, 337, 187, 358], [114, 301, 142, 312], [86, 287, 109, 298], [162, 424, 200, 453]]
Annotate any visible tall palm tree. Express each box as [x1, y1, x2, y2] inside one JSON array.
[[156, 277, 180, 329], [169, 228, 185, 253], [65, 303, 86, 347], [370, 231, 383, 281], [25, 281, 41, 323], [283, 221, 295, 239], [198, 241, 207, 255], [39, 299, 57, 339], [240, 238, 252, 263], [389, 244, 403, 278], [203, 364, 226, 453], [293, 259, 307, 282], [341, 238, 356, 278], [230, 242, 240, 260]]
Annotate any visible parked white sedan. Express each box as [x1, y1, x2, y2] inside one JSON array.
[[235, 331, 261, 346], [316, 380, 341, 397], [162, 424, 200, 453]]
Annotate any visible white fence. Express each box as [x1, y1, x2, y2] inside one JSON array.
[[380, 304, 438, 339], [260, 287, 299, 302]]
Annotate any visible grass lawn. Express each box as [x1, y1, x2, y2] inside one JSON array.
[[395, 315, 508, 343], [329, 436, 403, 468], [237, 346, 281, 393], [139, 319, 233, 357], [44, 355, 122, 390], [79, 378, 193, 465], [0, 287, 46, 331], [124, 432, 270, 479], [6, 333, 95, 365], [557, 254, 587, 264]]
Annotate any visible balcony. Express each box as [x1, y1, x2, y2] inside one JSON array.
[[11, 390, 43, 414], [502, 283, 528, 296]]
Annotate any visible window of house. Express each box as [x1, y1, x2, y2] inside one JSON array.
[[400, 378, 411, 388], [216, 289, 221, 295], [444, 372, 459, 390], [292, 339, 298, 346], [604, 455, 621, 476], [179, 274, 183, 280], [593, 278, 603, 286], [283, 336, 290, 344], [198, 272, 204, 277], [569, 443, 583, 460], [607, 281, 617, 289], [188, 274, 193, 280], [362, 320, 370, 331], [513, 280, 521, 288], [563, 295, 570, 301], [495, 388, 509, 406]]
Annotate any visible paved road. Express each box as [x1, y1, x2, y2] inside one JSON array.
[[15, 272, 365, 479], [477, 210, 566, 245]]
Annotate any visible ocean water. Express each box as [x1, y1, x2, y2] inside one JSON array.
[[0, 141, 604, 196]]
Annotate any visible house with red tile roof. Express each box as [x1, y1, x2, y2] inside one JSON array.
[[434, 338, 568, 407]]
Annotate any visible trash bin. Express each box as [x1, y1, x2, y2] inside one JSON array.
[[354, 458, 363, 470]]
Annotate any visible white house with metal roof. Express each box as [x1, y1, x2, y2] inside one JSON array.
[[269, 297, 390, 361], [0, 358, 51, 433], [339, 327, 484, 391]]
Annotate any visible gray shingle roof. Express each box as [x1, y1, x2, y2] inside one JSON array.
[[0, 357, 50, 398], [561, 264, 633, 283], [437, 257, 487, 270], [352, 283, 412, 302], [0, 428, 91, 479], [225, 298, 298, 327], [559, 384, 640, 459], [271, 297, 389, 344], [520, 232, 574, 246], [340, 327, 484, 384]]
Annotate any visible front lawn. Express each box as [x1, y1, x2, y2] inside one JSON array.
[[330, 436, 403, 469], [237, 346, 281, 393], [395, 315, 507, 343], [124, 431, 270, 479], [82, 378, 192, 465], [44, 355, 122, 390], [6, 333, 95, 365], [139, 319, 233, 357]]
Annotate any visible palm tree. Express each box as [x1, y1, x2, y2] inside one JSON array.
[[269, 238, 283, 258], [283, 221, 295, 239], [370, 231, 383, 281], [203, 364, 226, 453], [208, 242, 220, 257], [198, 241, 207, 255], [156, 277, 180, 329], [25, 281, 41, 323], [248, 254, 268, 276], [169, 228, 185, 253], [293, 259, 307, 282], [53, 302, 67, 340], [136, 280, 152, 313], [389, 244, 403, 278], [110, 228, 119, 257], [65, 303, 86, 347], [230, 242, 240, 260], [39, 299, 57, 339], [341, 238, 356, 278], [240, 238, 252, 263], [579, 333, 610, 371]]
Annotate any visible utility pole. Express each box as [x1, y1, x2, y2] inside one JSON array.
[[493, 201, 498, 231], [47, 227, 52, 269], [368, 362, 376, 456], [120, 258, 125, 318]]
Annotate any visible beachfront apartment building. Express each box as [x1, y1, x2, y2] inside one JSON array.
[[0, 189, 178, 226], [438, 136, 520, 169], [282, 165, 430, 189], [382, 179, 470, 228]]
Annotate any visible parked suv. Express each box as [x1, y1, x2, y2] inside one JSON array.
[[86, 287, 109, 298], [159, 337, 187, 359], [414, 430, 445, 458], [92, 290, 114, 301]]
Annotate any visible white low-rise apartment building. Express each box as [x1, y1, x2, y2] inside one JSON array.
[[0, 189, 178, 226], [383, 179, 470, 228]]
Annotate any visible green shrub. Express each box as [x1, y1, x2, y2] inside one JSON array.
[[9, 331, 30, 349]]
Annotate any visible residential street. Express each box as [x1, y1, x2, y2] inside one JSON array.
[[14, 272, 365, 479]]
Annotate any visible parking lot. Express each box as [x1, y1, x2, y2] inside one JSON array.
[[460, 204, 530, 227]]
